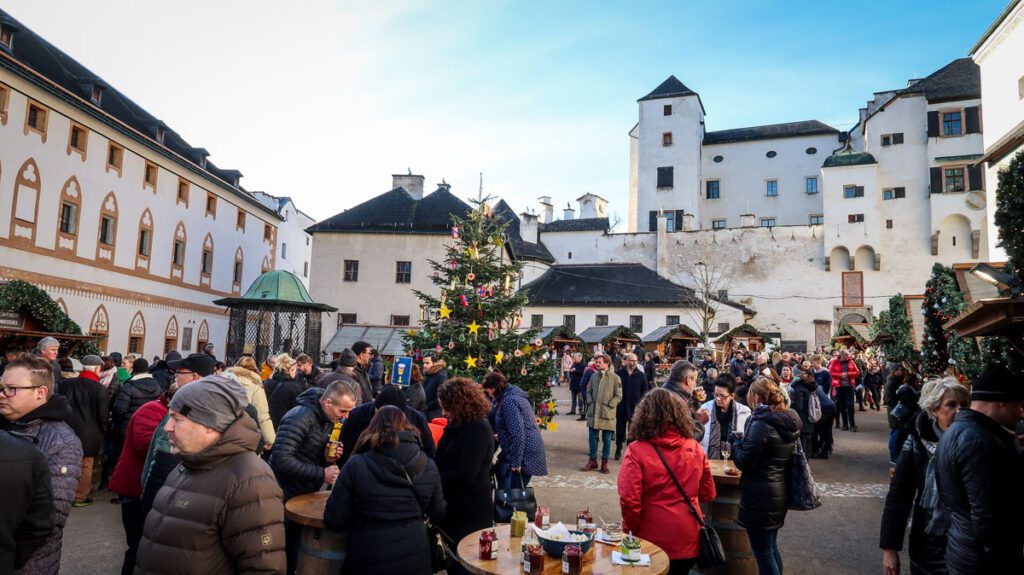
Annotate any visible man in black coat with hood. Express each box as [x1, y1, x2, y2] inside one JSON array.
[[148, 350, 179, 392], [0, 429, 54, 572], [614, 353, 649, 460], [339, 385, 435, 469], [935, 364, 1024, 575]]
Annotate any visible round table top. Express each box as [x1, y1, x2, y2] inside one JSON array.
[[708, 458, 742, 486], [284, 491, 330, 528], [456, 524, 669, 575]]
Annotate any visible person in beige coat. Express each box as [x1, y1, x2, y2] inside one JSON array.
[[581, 353, 622, 474], [228, 358, 276, 449]]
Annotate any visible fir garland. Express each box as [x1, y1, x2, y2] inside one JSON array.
[[0, 280, 101, 357], [994, 149, 1024, 284], [919, 264, 981, 378]]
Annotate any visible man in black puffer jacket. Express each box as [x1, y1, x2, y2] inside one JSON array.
[[338, 385, 436, 469], [271, 381, 358, 575], [935, 364, 1024, 575]]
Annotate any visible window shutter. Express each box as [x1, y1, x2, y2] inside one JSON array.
[[930, 167, 942, 194], [856, 186, 865, 197], [965, 106, 981, 134], [967, 164, 983, 191], [895, 187, 906, 198], [927, 111, 939, 137], [893, 132, 904, 144], [649, 210, 657, 232], [675, 209, 685, 231]]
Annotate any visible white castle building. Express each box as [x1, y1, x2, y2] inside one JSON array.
[[0, 10, 312, 359]]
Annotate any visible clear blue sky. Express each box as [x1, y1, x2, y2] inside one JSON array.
[[3, 1, 1010, 223]]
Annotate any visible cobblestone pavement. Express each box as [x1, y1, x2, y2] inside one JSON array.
[[61, 384, 895, 574]]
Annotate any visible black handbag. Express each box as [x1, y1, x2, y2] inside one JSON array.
[[786, 440, 821, 511], [371, 453, 450, 573], [652, 444, 726, 568], [494, 472, 537, 523]]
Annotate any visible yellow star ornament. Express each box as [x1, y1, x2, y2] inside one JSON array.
[[468, 320, 480, 335], [494, 351, 504, 364], [439, 304, 452, 319], [464, 355, 478, 368]]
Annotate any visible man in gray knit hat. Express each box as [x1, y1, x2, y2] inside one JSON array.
[[135, 374, 285, 574]]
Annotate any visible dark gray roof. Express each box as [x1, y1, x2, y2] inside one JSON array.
[[491, 200, 555, 263], [639, 75, 697, 101], [899, 58, 980, 103], [704, 120, 839, 145], [0, 9, 279, 218], [521, 264, 701, 307], [578, 325, 633, 344], [307, 187, 472, 234], [539, 218, 610, 233], [642, 324, 700, 343]]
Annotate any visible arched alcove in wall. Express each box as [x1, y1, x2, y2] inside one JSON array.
[[854, 245, 877, 271], [828, 246, 851, 272], [937, 214, 973, 261]]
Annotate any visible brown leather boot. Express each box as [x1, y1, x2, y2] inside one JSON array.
[[600, 458, 610, 474], [580, 457, 598, 472]]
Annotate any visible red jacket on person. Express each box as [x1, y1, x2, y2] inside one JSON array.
[[108, 395, 169, 498], [828, 359, 861, 388], [618, 430, 716, 560]]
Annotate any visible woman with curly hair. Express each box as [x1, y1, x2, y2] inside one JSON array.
[[435, 378, 496, 572], [618, 388, 716, 575]]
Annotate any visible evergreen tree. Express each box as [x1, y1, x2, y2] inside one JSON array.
[[920, 263, 981, 378], [994, 149, 1024, 284], [870, 294, 917, 364], [403, 194, 555, 421]]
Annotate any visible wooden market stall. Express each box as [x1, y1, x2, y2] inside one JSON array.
[[832, 322, 871, 351], [0, 280, 96, 359], [714, 323, 774, 357], [577, 325, 641, 355], [532, 325, 583, 353], [642, 324, 700, 360]]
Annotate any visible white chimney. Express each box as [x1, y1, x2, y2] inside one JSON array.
[[537, 196, 554, 224], [519, 212, 539, 243], [681, 213, 695, 231], [740, 213, 756, 228], [563, 203, 575, 221], [393, 173, 425, 200], [576, 193, 608, 219]]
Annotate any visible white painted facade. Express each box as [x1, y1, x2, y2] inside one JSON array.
[[252, 192, 314, 287]]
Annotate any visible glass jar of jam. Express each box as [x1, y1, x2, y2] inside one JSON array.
[[521, 529, 538, 573], [582, 522, 597, 536], [510, 511, 527, 537], [534, 506, 550, 530], [576, 508, 592, 530], [561, 544, 583, 575], [527, 545, 545, 575], [479, 529, 498, 560]]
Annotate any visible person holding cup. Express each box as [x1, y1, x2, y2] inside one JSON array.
[[699, 374, 751, 460]]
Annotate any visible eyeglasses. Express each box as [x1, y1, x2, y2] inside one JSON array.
[[713, 393, 732, 400], [174, 370, 195, 377], [1, 385, 42, 398]]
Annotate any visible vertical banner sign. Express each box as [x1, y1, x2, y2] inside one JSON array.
[[391, 356, 413, 387]]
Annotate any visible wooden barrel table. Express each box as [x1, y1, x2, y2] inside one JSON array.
[[456, 523, 669, 574], [284, 491, 347, 575], [696, 459, 755, 575]]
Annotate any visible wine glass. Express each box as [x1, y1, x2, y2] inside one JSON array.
[[721, 444, 732, 471]]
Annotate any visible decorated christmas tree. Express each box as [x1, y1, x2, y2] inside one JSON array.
[[870, 294, 918, 364], [994, 149, 1024, 284], [403, 193, 556, 424], [920, 263, 981, 378]]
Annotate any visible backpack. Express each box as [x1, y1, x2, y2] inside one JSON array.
[[806, 391, 822, 424]]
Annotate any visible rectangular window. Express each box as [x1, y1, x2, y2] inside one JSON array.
[[712, 219, 727, 230], [303, 261, 309, 278], [177, 178, 189, 204], [843, 185, 864, 198], [760, 218, 776, 228], [233, 260, 243, 284], [107, 142, 123, 173], [663, 104, 672, 116], [766, 180, 778, 197], [809, 214, 824, 225], [718, 322, 731, 333], [236, 209, 245, 231], [944, 168, 965, 193], [343, 260, 359, 282], [0, 86, 8, 116], [138, 229, 151, 256], [263, 223, 273, 241], [942, 111, 962, 136], [666, 315, 680, 326], [881, 134, 892, 147], [281, 242, 287, 260], [629, 315, 643, 334], [595, 314, 608, 327], [705, 180, 720, 199], [205, 193, 217, 217], [665, 211, 676, 232], [886, 219, 894, 229], [143, 161, 157, 189], [339, 313, 357, 326], [395, 261, 412, 283], [90, 85, 103, 105], [201, 249, 213, 274], [391, 315, 411, 326], [26, 103, 46, 133], [662, 132, 673, 146], [805, 177, 818, 194], [59, 202, 78, 235], [69, 124, 87, 153], [657, 166, 674, 189], [128, 336, 142, 355], [848, 214, 865, 223], [172, 240, 185, 266], [531, 314, 543, 328], [883, 187, 906, 200], [718, 289, 729, 300], [563, 315, 575, 332], [99, 216, 115, 245]]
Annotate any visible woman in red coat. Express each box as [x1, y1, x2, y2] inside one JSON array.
[[618, 388, 716, 574], [828, 349, 861, 431]]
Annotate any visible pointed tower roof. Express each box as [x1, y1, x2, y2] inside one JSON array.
[[639, 75, 698, 101]]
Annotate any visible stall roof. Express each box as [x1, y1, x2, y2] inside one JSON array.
[[578, 325, 639, 344], [643, 324, 700, 343], [323, 325, 416, 357]]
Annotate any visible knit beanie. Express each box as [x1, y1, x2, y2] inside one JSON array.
[[168, 374, 248, 433], [970, 364, 1024, 402]]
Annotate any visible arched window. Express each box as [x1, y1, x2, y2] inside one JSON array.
[[56, 176, 82, 254], [10, 158, 40, 245], [170, 221, 187, 281], [164, 315, 178, 354], [128, 311, 146, 355], [90, 305, 109, 354], [200, 232, 214, 288], [136, 209, 154, 272], [196, 320, 209, 353], [96, 192, 118, 263], [261, 255, 271, 273], [233, 247, 244, 293]]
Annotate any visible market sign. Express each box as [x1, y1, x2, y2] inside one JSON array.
[[0, 310, 26, 330]]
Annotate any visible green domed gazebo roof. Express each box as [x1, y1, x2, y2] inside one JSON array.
[[823, 144, 877, 168], [213, 270, 337, 311]]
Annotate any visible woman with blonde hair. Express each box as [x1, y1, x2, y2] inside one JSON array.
[[228, 356, 276, 450], [263, 353, 302, 428], [731, 377, 801, 575]]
